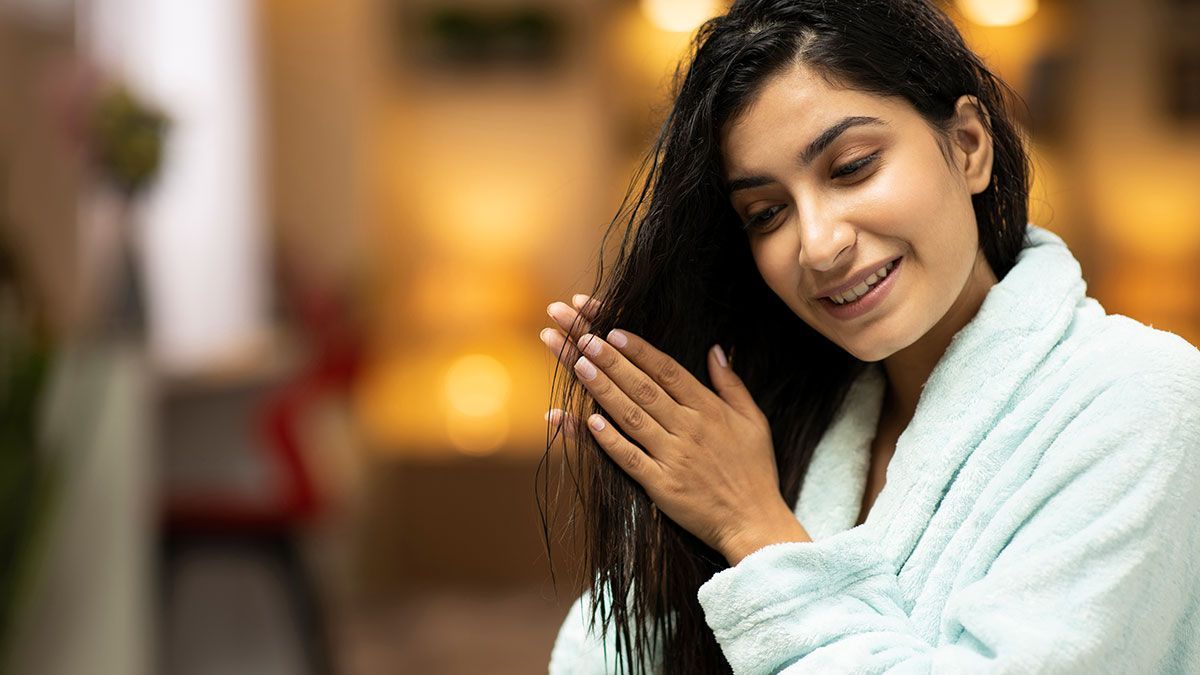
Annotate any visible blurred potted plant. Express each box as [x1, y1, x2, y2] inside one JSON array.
[[83, 83, 170, 336]]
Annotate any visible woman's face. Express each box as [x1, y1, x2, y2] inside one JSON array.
[[721, 62, 997, 363]]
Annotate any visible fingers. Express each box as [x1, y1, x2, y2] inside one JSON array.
[[542, 296, 601, 368], [706, 343, 763, 420], [574, 331, 678, 430], [545, 407, 583, 439], [571, 294, 603, 321], [599, 328, 714, 411], [546, 398, 664, 495], [547, 301, 592, 341], [583, 413, 662, 488], [572, 346, 672, 453], [540, 326, 583, 368]]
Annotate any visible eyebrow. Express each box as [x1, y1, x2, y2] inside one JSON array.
[[726, 115, 887, 194]]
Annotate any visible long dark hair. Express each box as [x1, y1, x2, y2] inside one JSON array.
[[538, 1, 1031, 672]]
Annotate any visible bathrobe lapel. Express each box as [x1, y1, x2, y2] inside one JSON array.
[[795, 224, 1087, 568]]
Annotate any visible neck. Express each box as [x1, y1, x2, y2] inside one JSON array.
[[881, 249, 998, 426]]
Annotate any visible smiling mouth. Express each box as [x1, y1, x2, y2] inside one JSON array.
[[822, 257, 902, 304], [815, 255, 903, 320]]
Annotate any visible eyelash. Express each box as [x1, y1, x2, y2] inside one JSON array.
[[834, 151, 879, 179], [741, 152, 881, 232]]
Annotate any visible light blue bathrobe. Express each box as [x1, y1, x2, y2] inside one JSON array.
[[548, 224, 1200, 674]]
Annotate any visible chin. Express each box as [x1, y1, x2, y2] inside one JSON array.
[[843, 345, 891, 363], [837, 334, 908, 363]]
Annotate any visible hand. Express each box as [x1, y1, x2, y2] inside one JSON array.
[[540, 294, 603, 440], [540, 294, 811, 563]]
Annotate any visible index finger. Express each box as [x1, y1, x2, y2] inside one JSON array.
[[605, 328, 715, 412]]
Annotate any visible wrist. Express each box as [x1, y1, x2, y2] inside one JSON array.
[[721, 502, 812, 566]]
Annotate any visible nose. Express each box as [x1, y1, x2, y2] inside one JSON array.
[[793, 198, 855, 272]]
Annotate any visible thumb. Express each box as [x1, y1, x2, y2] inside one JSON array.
[[708, 343, 759, 417]]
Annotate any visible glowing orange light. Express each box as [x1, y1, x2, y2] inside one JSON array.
[[956, 0, 1038, 27], [442, 354, 512, 455], [445, 410, 509, 457], [640, 0, 722, 33], [443, 354, 511, 417]]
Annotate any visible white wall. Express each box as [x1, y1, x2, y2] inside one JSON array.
[[80, 0, 270, 373]]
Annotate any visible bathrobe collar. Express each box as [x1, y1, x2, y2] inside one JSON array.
[[795, 224, 1086, 559]]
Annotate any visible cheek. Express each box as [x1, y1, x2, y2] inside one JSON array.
[[863, 154, 977, 265], [863, 156, 948, 221], [751, 238, 797, 299]]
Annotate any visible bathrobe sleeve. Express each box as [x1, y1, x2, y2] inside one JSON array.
[[548, 589, 611, 675], [548, 585, 664, 674], [696, 369, 1200, 674]]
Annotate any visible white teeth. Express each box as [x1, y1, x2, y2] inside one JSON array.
[[828, 260, 896, 305]]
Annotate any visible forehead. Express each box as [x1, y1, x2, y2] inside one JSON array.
[[720, 64, 904, 173]]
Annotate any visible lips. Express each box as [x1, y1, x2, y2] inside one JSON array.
[[816, 255, 903, 321], [815, 256, 903, 301]]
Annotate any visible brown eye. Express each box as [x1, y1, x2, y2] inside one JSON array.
[[742, 204, 784, 233], [833, 152, 880, 179]]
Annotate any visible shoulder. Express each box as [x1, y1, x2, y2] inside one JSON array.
[[1059, 307, 1200, 410], [1010, 316, 1200, 544], [1025, 309, 1200, 475]]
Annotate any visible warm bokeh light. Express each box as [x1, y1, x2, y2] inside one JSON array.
[[406, 265, 530, 328], [443, 353, 511, 417], [411, 164, 550, 262], [640, 0, 723, 33], [353, 332, 552, 459], [445, 407, 509, 456], [957, 0, 1038, 27], [1097, 166, 1200, 259]]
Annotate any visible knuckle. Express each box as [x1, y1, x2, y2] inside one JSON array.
[[661, 478, 686, 500], [657, 360, 684, 388], [623, 446, 644, 471], [691, 398, 718, 418], [620, 405, 648, 432], [631, 378, 659, 406]]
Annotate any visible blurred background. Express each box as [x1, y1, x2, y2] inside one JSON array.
[[0, 0, 1197, 673]]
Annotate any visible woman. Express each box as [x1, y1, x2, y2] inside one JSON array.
[[537, 1, 1200, 673]]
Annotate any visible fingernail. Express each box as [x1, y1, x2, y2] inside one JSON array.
[[713, 343, 728, 368], [578, 333, 602, 357], [575, 356, 597, 380], [588, 415, 605, 431], [571, 294, 591, 308], [607, 329, 628, 348], [546, 303, 567, 322], [539, 328, 555, 347]]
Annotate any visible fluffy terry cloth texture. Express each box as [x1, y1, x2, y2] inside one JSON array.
[[548, 224, 1200, 674]]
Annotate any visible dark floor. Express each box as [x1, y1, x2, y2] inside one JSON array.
[[335, 587, 570, 675], [162, 544, 573, 675]]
